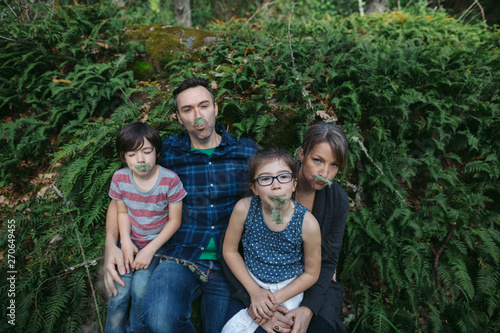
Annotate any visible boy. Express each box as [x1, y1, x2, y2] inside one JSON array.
[[105, 121, 186, 333]]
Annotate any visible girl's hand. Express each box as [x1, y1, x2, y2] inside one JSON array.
[[132, 247, 155, 270], [250, 288, 276, 320], [121, 242, 138, 273]]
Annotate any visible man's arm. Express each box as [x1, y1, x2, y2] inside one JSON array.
[[116, 199, 138, 273], [103, 200, 126, 297], [132, 200, 183, 270]]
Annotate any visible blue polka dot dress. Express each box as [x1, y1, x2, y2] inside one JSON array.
[[242, 195, 309, 284]]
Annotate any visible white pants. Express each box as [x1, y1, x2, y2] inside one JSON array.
[[221, 270, 303, 333]]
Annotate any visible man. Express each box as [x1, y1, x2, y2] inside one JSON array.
[[103, 78, 258, 332]]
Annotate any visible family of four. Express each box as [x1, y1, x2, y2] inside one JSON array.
[[103, 78, 349, 333]]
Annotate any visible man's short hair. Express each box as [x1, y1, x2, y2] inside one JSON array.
[[173, 78, 216, 112]]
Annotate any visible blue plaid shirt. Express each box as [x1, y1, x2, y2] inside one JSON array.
[[159, 124, 258, 262]]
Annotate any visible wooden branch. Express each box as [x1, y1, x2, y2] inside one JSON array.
[[287, 3, 313, 111], [52, 185, 104, 333], [247, 0, 276, 23], [351, 136, 412, 207], [433, 222, 457, 288], [63, 256, 103, 273]]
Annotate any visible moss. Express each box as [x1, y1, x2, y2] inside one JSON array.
[[194, 117, 205, 126], [122, 24, 223, 78], [314, 174, 333, 186], [269, 195, 288, 225], [134, 163, 151, 172], [129, 61, 155, 81]]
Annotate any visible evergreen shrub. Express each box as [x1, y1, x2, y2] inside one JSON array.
[[0, 2, 498, 332]]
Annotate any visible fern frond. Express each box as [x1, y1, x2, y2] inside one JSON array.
[[44, 281, 70, 332], [451, 261, 475, 299]]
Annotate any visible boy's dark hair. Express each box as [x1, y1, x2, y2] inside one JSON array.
[[116, 122, 162, 164], [301, 122, 349, 172], [172, 78, 216, 112], [247, 148, 297, 186]]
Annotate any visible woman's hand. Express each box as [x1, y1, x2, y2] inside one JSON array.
[[249, 305, 294, 332], [286, 306, 313, 333], [261, 320, 292, 333]]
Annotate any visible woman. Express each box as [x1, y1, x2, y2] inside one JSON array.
[[221, 122, 349, 333]]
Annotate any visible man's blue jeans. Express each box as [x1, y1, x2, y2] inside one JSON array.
[[105, 254, 160, 333], [141, 259, 232, 333]]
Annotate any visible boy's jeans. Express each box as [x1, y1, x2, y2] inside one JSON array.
[[105, 253, 160, 333], [141, 259, 232, 333]]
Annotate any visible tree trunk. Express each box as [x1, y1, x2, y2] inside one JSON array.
[[173, 0, 192, 27], [366, 0, 389, 14]]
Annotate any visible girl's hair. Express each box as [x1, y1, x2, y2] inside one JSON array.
[[172, 78, 216, 112], [116, 122, 162, 164], [247, 148, 297, 185], [300, 122, 349, 172]]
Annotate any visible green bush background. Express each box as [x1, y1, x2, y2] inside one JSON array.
[[0, 1, 499, 332]]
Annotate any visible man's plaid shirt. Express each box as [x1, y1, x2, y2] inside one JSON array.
[[159, 124, 258, 263]]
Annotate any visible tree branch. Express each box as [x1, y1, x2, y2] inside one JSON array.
[[63, 256, 103, 273], [351, 136, 412, 207], [287, 3, 313, 112], [433, 222, 457, 288], [52, 185, 104, 333]]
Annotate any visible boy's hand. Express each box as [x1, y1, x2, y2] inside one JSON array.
[[121, 242, 138, 273], [249, 288, 276, 320], [132, 247, 155, 270]]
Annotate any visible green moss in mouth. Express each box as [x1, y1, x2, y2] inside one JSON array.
[[314, 174, 333, 186], [269, 195, 288, 206], [269, 195, 288, 224], [135, 164, 151, 172], [194, 117, 206, 126]]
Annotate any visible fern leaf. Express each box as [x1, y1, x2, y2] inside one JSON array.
[[452, 261, 475, 299]]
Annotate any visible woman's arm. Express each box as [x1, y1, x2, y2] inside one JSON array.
[[223, 198, 276, 320], [132, 200, 183, 269], [273, 212, 321, 305], [299, 183, 348, 314], [286, 184, 349, 333]]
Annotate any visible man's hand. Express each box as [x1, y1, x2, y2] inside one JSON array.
[[121, 241, 138, 273], [286, 306, 313, 333], [103, 242, 126, 297]]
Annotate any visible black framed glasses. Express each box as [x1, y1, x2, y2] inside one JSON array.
[[254, 173, 294, 186]]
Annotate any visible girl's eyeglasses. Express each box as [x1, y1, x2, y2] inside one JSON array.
[[254, 173, 294, 186]]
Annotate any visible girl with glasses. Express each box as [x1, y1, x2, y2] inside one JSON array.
[[222, 123, 349, 333], [222, 148, 322, 333]]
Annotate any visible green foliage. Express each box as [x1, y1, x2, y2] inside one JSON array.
[[0, 194, 106, 332], [1, 1, 499, 332], [0, 1, 134, 188]]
